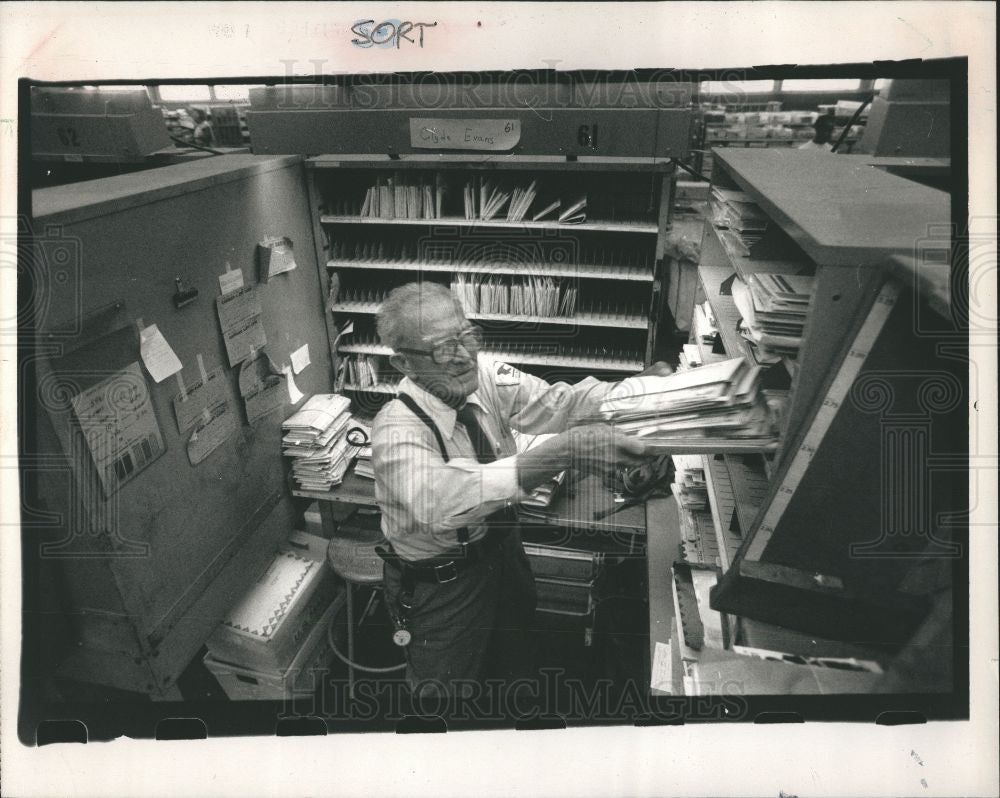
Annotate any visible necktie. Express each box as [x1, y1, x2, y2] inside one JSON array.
[[455, 404, 496, 464]]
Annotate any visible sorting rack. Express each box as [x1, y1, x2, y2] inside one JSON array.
[[305, 155, 680, 393], [656, 148, 958, 697]]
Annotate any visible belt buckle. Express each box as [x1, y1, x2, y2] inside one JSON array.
[[433, 561, 458, 584]]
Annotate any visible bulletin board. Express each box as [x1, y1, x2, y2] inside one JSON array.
[[28, 155, 334, 693]]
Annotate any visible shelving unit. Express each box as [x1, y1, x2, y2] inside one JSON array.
[[320, 214, 659, 234], [307, 155, 681, 394], [661, 148, 960, 696], [327, 258, 655, 282], [337, 341, 645, 372], [330, 301, 650, 329]]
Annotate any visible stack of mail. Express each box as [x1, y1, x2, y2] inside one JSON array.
[[710, 187, 770, 252], [671, 454, 708, 512], [282, 394, 361, 491], [506, 180, 538, 222], [596, 358, 776, 451], [733, 273, 814, 358]]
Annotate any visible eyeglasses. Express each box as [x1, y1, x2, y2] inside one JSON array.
[[397, 326, 483, 364]]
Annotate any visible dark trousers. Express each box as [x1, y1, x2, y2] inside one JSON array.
[[382, 528, 538, 698]]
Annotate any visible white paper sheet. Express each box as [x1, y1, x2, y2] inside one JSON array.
[[290, 344, 311, 374], [650, 640, 673, 694], [284, 366, 304, 404], [139, 324, 182, 383]]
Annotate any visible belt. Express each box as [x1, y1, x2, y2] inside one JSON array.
[[376, 525, 509, 585]]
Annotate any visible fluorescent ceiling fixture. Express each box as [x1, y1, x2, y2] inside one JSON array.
[[95, 85, 146, 92], [213, 85, 262, 101], [158, 85, 212, 102], [781, 79, 862, 91], [700, 80, 773, 94]]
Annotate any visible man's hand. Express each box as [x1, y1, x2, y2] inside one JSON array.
[[515, 423, 651, 492], [638, 360, 675, 377], [566, 423, 650, 481]]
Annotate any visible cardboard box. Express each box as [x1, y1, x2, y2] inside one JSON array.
[[204, 600, 336, 701], [206, 547, 336, 673]]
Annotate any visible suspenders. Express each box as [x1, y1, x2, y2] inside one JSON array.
[[379, 392, 518, 648], [396, 392, 470, 545]]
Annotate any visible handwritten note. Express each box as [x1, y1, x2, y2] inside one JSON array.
[[216, 285, 266, 366], [187, 402, 236, 465], [172, 368, 229, 433], [409, 118, 521, 151], [290, 344, 311, 374], [239, 352, 286, 423], [139, 324, 183, 383], [218, 267, 244, 295]]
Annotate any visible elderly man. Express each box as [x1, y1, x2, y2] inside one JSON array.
[[372, 281, 665, 698]]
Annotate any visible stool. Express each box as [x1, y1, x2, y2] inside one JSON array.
[[325, 533, 405, 697]]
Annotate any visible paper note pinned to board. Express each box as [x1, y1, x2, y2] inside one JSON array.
[[70, 363, 164, 496], [258, 236, 297, 281], [216, 285, 266, 366], [650, 640, 673, 694], [290, 344, 311, 374], [219, 267, 244, 295], [139, 324, 182, 383]]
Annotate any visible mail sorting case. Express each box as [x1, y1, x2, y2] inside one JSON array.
[[524, 544, 603, 582], [203, 600, 336, 701], [526, 544, 603, 640], [205, 547, 337, 673]]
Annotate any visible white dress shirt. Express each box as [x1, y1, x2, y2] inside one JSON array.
[[372, 355, 611, 561]]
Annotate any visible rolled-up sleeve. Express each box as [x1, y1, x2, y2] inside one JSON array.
[[496, 367, 613, 434], [372, 416, 519, 557]]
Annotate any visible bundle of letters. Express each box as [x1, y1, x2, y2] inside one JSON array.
[[463, 177, 517, 221], [361, 173, 446, 220], [338, 354, 386, 389], [670, 454, 707, 512], [451, 275, 578, 318], [670, 456, 721, 567], [732, 273, 814, 358], [282, 394, 363, 491], [595, 357, 776, 452], [710, 187, 770, 256]]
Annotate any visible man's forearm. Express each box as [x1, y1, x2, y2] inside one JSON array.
[[515, 434, 571, 492], [515, 423, 651, 493]]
